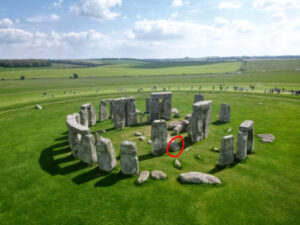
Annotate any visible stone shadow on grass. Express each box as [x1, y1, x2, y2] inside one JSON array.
[[208, 162, 238, 174], [72, 167, 108, 185], [94, 171, 129, 187], [39, 137, 88, 176], [212, 120, 227, 126]]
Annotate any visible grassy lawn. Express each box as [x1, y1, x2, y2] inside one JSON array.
[[0, 61, 240, 79], [0, 59, 299, 225], [0, 91, 299, 225]]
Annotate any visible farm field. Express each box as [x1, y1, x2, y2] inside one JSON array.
[[0, 59, 299, 225]]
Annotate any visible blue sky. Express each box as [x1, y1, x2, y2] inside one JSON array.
[[0, 0, 299, 59]]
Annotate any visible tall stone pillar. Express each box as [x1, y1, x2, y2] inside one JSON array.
[[151, 120, 167, 156]]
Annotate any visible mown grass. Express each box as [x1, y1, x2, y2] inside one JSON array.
[[0, 61, 240, 79], [0, 91, 299, 225], [245, 59, 300, 72]]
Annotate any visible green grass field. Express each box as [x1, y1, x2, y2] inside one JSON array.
[[0, 59, 299, 225]]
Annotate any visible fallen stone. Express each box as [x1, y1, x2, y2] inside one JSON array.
[[147, 140, 152, 144], [172, 108, 180, 118], [97, 130, 106, 134], [167, 121, 181, 130], [174, 159, 182, 169], [136, 171, 150, 185], [167, 138, 181, 152], [139, 136, 146, 141], [227, 128, 232, 133], [178, 171, 221, 184], [135, 132, 142, 136], [211, 147, 220, 152], [257, 134, 275, 143], [151, 170, 167, 180], [195, 155, 202, 160], [35, 105, 42, 110], [185, 114, 192, 120]]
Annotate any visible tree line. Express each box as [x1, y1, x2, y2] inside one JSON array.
[[0, 59, 51, 67]]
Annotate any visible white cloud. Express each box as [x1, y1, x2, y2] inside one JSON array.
[[232, 20, 255, 33], [171, 0, 189, 7], [122, 16, 127, 20], [0, 18, 14, 28], [70, 0, 122, 21], [50, 14, 60, 21], [0, 28, 33, 43], [271, 11, 287, 22], [136, 14, 141, 19], [26, 14, 60, 23], [170, 12, 179, 19], [218, 1, 241, 9], [253, 0, 300, 11], [214, 17, 229, 27], [52, 0, 63, 8]]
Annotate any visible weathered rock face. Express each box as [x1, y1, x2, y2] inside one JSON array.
[[219, 103, 231, 123], [151, 120, 167, 156], [151, 170, 167, 180], [125, 97, 137, 126], [149, 92, 172, 122], [89, 105, 97, 126], [80, 108, 89, 127], [136, 171, 150, 185], [99, 100, 108, 122], [112, 98, 126, 129], [66, 113, 91, 157], [139, 136, 146, 141], [120, 141, 139, 175], [194, 93, 205, 103], [35, 104, 42, 110], [174, 159, 182, 169], [218, 135, 234, 166], [185, 114, 192, 120], [257, 134, 275, 143], [111, 97, 137, 129], [78, 134, 97, 165], [145, 97, 150, 113], [236, 131, 247, 161], [189, 100, 212, 143], [109, 101, 113, 119], [178, 172, 221, 184], [139, 113, 144, 125], [96, 137, 116, 172], [239, 120, 254, 154], [171, 108, 180, 118], [167, 138, 181, 152]]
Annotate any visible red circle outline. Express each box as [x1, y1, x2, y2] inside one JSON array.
[[167, 135, 184, 158]]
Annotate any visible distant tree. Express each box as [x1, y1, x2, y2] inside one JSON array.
[[73, 73, 79, 79], [20, 75, 25, 80]]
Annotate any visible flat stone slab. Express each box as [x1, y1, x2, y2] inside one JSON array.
[[135, 132, 142, 136], [136, 171, 150, 185], [139, 136, 146, 141], [151, 170, 167, 180], [178, 172, 221, 184], [35, 105, 42, 110], [257, 134, 275, 143]]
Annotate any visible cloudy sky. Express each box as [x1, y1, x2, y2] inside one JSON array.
[[0, 0, 299, 59]]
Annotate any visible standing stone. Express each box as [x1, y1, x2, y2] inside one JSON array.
[[139, 113, 144, 125], [149, 92, 172, 122], [89, 105, 97, 126], [161, 94, 172, 120], [189, 100, 212, 143], [96, 137, 116, 172], [120, 141, 139, 175], [126, 97, 137, 126], [218, 135, 234, 166], [194, 93, 204, 103], [109, 100, 113, 119], [239, 120, 254, 154], [78, 134, 97, 165], [145, 97, 150, 113], [219, 103, 231, 123], [80, 109, 89, 127], [151, 120, 167, 156], [112, 98, 126, 129], [236, 131, 247, 161], [99, 100, 108, 122]]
